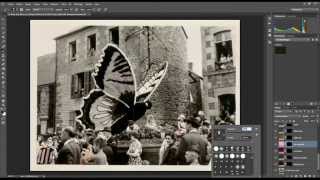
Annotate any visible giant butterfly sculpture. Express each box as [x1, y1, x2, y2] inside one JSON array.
[[76, 44, 168, 135]]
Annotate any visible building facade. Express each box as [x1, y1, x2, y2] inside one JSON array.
[[201, 26, 237, 124], [37, 53, 56, 135], [50, 26, 192, 133]]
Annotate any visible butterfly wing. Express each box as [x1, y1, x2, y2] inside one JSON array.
[[93, 44, 137, 106], [135, 61, 168, 103], [76, 89, 129, 132]]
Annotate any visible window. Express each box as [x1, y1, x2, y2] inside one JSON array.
[[71, 71, 95, 99], [69, 110, 81, 128], [214, 30, 231, 42], [207, 65, 214, 73], [109, 27, 119, 45], [205, 41, 211, 48], [209, 102, 215, 110], [206, 53, 211, 60], [210, 116, 215, 121], [69, 41, 77, 61], [214, 30, 233, 70], [216, 41, 233, 62], [87, 34, 96, 57], [208, 88, 215, 97], [218, 94, 235, 116], [204, 29, 210, 36]]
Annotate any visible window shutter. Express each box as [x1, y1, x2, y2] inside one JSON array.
[[84, 71, 90, 96], [69, 111, 75, 127], [89, 70, 95, 90], [71, 75, 75, 98]]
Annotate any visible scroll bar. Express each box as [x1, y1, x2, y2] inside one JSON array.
[[318, 124, 320, 172], [317, 152, 320, 171]]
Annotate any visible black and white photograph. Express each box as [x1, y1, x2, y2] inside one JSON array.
[[30, 20, 240, 171]]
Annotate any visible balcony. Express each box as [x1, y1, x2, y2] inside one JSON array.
[[215, 56, 234, 72]]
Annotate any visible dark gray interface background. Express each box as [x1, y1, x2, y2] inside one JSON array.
[[0, 2, 319, 178]]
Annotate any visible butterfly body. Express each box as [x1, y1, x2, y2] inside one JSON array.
[[77, 44, 168, 135]]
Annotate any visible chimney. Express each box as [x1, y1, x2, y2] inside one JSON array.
[[188, 62, 193, 71]]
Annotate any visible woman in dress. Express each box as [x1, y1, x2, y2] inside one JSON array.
[[177, 114, 187, 135], [145, 114, 160, 132], [126, 131, 143, 165]]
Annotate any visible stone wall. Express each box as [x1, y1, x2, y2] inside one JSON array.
[[120, 26, 190, 127], [54, 26, 189, 132], [201, 26, 236, 122], [55, 26, 113, 132]]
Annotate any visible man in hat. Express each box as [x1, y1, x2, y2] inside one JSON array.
[[56, 126, 81, 164], [177, 117, 208, 165]]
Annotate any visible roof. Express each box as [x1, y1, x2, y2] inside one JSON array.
[[54, 26, 93, 40], [189, 70, 203, 82]]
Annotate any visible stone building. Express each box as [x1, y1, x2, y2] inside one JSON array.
[[201, 26, 238, 124], [51, 26, 191, 133], [37, 53, 56, 135]]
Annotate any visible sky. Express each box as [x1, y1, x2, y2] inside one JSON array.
[[31, 23, 203, 75]]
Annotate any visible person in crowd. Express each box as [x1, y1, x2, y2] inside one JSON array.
[[145, 114, 160, 132], [126, 120, 140, 134], [198, 111, 206, 125], [206, 132, 212, 166], [52, 136, 59, 150], [37, 136, 57, 164], [47, 136, 58, 163], [142, 160, 150, 165], [56, 126, 81, 164], [161, 132, 178, 165], [177, 117, 208, 165], [177, 114, 187, 135], [80, 141, 94, 165], [185, 145, 201, 165], [36, 135, 43, 152], [200, 119, 211, 138], [174, 130, 184, 146], [99, 127, 114, 165], [220, 54, 227, 63], [227, 54, 233, 62], [102, 140, 114, 165], [158, 133, 168, 165], [84, 129, 96, 145], [228, 114, 235, 124], [91, 136, 108, 165], [159, 122, 169, 139], [126, 131, 142, 165]]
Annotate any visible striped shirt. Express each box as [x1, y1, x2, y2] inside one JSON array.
[[37, 146, 55, 164]]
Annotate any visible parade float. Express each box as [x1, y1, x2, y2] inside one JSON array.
[[75, 44, 169, 164]]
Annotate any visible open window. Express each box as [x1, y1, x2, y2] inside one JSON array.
[[87, 34, 96, 57], [109, 27, 119, 45], [71, 71, 95, 99], [218, 94, 235, 123], [214, 30, 233, 70], [69, 41, 77, 62]]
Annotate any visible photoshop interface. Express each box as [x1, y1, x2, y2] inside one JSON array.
[[0, 1, 319, 178]]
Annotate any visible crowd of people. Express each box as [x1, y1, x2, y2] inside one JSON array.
[[36, 111, 212, 166]]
